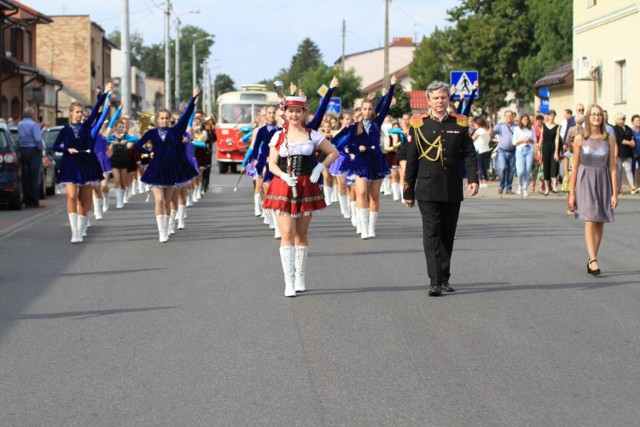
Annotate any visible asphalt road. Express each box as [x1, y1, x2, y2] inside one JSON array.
[[1, 172, 639, 426]]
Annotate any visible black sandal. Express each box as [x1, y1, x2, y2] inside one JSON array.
[[587, 259, 601, 276]]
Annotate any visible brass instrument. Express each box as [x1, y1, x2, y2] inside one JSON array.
[[137, 111, 154, 134]]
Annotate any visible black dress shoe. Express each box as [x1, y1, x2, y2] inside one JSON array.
[[428, 285, 442, 297], [441, 282, 455, 293], [587, 259, 601, 276]]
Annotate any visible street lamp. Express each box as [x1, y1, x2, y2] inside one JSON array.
[[174, 9, 199, 111], [192, 37, 213, 93]]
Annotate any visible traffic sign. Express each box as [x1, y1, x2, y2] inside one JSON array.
[[326, 97, 341, 115], [450, 70, 479, 99], [539, 88, 550, 114], [317, 84, 329, 97]]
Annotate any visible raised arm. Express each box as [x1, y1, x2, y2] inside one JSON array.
[[173, 87, 201, 136], [91, 93, 111, 139], [307, 76, 338, 130], [374, 75, 397, 128]]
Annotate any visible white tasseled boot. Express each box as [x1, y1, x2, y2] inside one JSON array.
[[338, 194, 350, 218], [323, 185, 333, 206], [156, 215, 168, 242], [358, 208, 370, 239], [368, 211, 378, 238], [68, 213, 80, 243], [78, 215, 87, 241], [392, 182, 401, 201], [350, 201, 357, 227], [273, 215, 281, 239], [177, 205, 186, 229], [294, 246, 308, 292], [93, 197, 103, 220], [280, 246, 296, 297], [253, 193, 262, 217], [168, 210, 177, 235], [102, 192, 110, 212], [115, 188, 124, 209]]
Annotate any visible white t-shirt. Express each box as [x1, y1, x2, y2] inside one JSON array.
[[473, 127, 491, 154], [269, 129, 324, 157], [512, 127, 535, 147]]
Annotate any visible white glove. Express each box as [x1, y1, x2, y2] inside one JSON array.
[[280, 173, 298, 187], [310, 163, 326, 183]]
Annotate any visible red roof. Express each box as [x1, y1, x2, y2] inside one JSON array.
[[409, 90, 429, 110]]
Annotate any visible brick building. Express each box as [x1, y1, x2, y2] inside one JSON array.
[[35, 15, 115, 119]]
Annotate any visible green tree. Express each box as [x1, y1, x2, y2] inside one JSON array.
[[176, 25, 214, 102], [299, 64, 362, 112], [107, 30, 145, 68], [287, 38, 323, 85], [139, 43, 165, 79], [214, 74, 236, 97], [389, 85, 411, 118], [409, 28, 451, 89]]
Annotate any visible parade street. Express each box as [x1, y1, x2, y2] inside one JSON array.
[[1, 172, 639, 426]]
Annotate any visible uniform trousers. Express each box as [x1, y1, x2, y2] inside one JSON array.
[[418, 200, 461, 286]]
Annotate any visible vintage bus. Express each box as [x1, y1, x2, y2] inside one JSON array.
[[215, 84, 279, 173]]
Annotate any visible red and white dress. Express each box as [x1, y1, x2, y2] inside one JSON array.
[[262, 129, 326, 217]]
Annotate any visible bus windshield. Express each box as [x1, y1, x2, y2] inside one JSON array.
[[219, 103, 272, 125]]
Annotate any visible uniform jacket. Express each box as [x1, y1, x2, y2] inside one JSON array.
[[403, 112, 478, 202]]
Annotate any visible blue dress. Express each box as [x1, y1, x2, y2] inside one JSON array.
[[53, 93, 108, 185], [134, 97, 199, 187]]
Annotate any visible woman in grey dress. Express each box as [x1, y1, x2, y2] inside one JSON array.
[[568, 104, 618, 276]]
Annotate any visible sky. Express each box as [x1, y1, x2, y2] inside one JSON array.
[[25, 0, 458, 86]]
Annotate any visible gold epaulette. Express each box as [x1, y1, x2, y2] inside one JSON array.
[[410, 113, 429, 129], [449, 113, 468, 128]]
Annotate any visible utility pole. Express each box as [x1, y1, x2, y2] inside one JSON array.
[[121, 0, 131, 114], [383, 0, 390, 89], [174, 16, 181, 111], [341, 19, 346, 75], [164, 0, 171, 109]]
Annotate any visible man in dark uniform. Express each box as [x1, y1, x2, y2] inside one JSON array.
[[403, 81, 479, 296]]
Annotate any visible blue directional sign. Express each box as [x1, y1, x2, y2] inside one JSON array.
[[326, 97, 341, 115], [539, 88, 550, 114], [450, 70, 479, 99]]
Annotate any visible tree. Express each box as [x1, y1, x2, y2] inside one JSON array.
[[214, 74, 236, 97], [139, 43, 165, 79], [107, 30, 145, 68], [176, 25, 214, 102], [409, 28, 451, 89], [298, 64, 362, 112], [287, 38, 323, 85], [389, 85, 411, 118]]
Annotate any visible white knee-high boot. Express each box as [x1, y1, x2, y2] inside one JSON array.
[[68, 213, 80, 243], [273, 215, 281, 239], [163, 215, 170, 240], [368, 211, 378, 238], [78, 215, 87, 241], [392, 182, 401, 201], [332, 187, 339, 203], [350, 201, 357, 227], [115, 188, 124, 209], [168, 210, 177, 235], [357, 208, 370, 239], [177, 204, 186, 229], [279, 246, 296, 297], [93, 197, 103, 220], [253, 193, 262, 217], [294, 246, 308, 292], [156, 215, 168, 242], [323, 185, 333, 206], [102, 192, 110, 212]]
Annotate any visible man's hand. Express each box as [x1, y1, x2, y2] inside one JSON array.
[[404, 199, 415, 207], [467, 183, 479, 196]]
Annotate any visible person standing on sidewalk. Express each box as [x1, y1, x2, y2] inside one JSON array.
[[403, 81, 479, 297], [492, 110, 517, 194], [17, 107, 44, 208]]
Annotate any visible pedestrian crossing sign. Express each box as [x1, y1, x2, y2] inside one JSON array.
[[450, 71, 479, 99], [326, 97, 341, 115]]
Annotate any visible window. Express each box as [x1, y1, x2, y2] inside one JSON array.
[[614, 60, 626, 104], [25, 31, 32, 65]]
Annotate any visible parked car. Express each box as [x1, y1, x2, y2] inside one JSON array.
[[9, 127, 56, 197], [0, 128, 23, 209], [42, 125, 64, 176]]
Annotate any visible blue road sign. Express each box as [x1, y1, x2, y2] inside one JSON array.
[[450, 71, 479, 99], [539, 88, 550, 114], [326, 97, 341, 115]]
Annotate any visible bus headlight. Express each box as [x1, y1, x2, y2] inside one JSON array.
[[226, 138, 233, 146]]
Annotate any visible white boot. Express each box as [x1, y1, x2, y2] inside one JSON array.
[[68, 213, 80, 243], [253, 193, 262, 217], [195, 183, 203, 200], [332, 187, 339, 203], [350, 201, 357, 227], [267, 210, 275, 230], [323, 185, 333, 206], [392, 182, 401, 201], [358, 208, 370, 239], [273, 215, 281, 239], [130, 181, 137, 196], [280, 246, 296, 297], [294, 246, 308, 292], [168, 210, 177, 235], [186, 191, 193, 207], [93, 197, 103, 220], [382, 177, 391, 195], [339, 194, 350, 219], [123, 186, 130, 203], [102, 192, 109, 212], [163, 215, 170, 240], [177, 205, 186, 229], [156, 215, 168, 242], [368, 211, 378, 238], [78, 216, 87, 241], [115, 188, 124, 209]]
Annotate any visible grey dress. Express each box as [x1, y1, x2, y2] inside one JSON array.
[[574, 136, 614, 223]]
